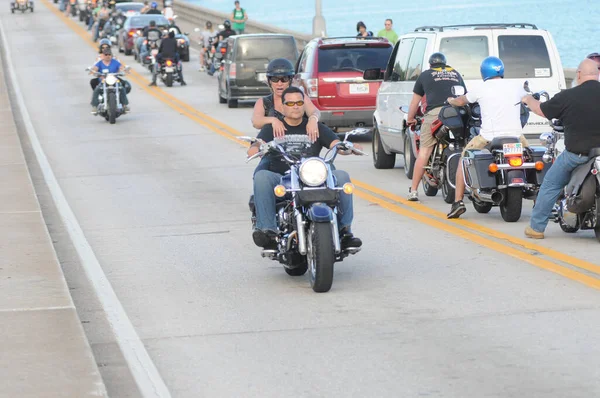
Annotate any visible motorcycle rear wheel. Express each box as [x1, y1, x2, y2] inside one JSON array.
[[307, 222, 335, 293], [500, 188, 522, 222], [165, 72, 173, 87], [472, 200, 492, 214]]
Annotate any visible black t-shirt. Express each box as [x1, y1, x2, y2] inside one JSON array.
[[217, 28, 236, 41], [256, 119, 338, 175], [540, 80, 600, 155], [413, 65, 466, 112], [158, 37, 177, 58]]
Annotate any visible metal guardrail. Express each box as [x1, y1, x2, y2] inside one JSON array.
[[173, 1, 313, 49]]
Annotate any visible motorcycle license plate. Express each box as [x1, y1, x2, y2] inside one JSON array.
[[503, 143, 523, 155], [164, 67, 174, 72], [256, 73, 266, 82], [349, 83, 369, 94]]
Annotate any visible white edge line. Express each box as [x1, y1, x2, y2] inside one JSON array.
[[0, 16, 171, 398]]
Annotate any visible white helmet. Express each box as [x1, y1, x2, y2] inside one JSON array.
[[165, 0, 172, 5]]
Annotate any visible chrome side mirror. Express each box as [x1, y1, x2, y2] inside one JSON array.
[[539, 132, 554, 146]]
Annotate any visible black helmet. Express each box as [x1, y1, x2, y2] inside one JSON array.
[[266, 58, 295, 77], [428, 52, 447, 66], [223, 19, 231, 29]]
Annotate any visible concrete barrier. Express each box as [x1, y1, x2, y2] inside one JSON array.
[[174, 1, 313, 48]]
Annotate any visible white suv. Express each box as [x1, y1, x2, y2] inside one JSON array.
[[370, 23, 566, 174]]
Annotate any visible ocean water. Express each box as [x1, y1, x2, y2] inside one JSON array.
[[183, 0, 594, 68]]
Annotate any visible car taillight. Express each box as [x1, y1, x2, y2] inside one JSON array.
[[229, 63, 236, 79], [220, 47, 227, 54], [306, 78, 318, 98], [128, 29, 135, 37], [508, 157, 523, 167]]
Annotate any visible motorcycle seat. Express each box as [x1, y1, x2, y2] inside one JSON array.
[[587, 147, 600, 157], [487, 136, 520, 151]]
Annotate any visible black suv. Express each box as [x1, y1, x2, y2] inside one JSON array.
[[217, 34, 299, 108]]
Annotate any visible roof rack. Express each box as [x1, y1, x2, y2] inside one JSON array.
[[320, 36, 389, 41], [414, 23, 538, 32]]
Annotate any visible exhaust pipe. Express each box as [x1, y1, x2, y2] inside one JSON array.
[[474, 190, 504, 204]]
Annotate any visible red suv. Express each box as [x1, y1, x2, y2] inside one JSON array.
[[294, 36, 393, 130]]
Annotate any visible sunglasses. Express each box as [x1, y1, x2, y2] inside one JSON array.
[[269, 76, 291, 83], [284, 100, 304, 107]]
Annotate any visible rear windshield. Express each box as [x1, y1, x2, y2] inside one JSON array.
[[129, 16, 168, 27], [317, 46, 392, 73], [117, 4, 143, 11], [439, 36, 489, 80], [498, 35, 552, 78], [235, 37, 297, 63]]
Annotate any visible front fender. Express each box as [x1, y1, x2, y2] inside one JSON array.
[[306, 203, 333, 223]]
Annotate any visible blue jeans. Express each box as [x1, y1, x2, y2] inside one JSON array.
[[91, 85, 129, 106], [253, 169, 354, 231], [530, 150, 590, 232]]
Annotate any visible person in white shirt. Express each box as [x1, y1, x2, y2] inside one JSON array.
[[445, 56, 529, 219], [162, 0, 174, 20]]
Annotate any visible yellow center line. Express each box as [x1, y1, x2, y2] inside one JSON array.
[[42, 0, 600, 288], [354, 189, 600, 289]]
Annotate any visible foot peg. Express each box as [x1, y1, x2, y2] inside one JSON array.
[[343, 247, 361, 255]]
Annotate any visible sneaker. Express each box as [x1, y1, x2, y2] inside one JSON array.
[[524, 226, 544, 239], [340, 227, 362, 249], [149, 81, 157, 87], [123, 105, 130, 113], [252, 228, 278, 249], [198, 66, 205, 72], [180, 80, 187, 86], [91, 106, 98, 115], [407, 189, 419, 202], [447, 200, 467, 219]]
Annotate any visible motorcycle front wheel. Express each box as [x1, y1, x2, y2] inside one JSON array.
[[107, 92, 117, 124], [307, 222, 335, 293]]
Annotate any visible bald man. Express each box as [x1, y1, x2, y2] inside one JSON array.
[[522, 58, 600, 239]]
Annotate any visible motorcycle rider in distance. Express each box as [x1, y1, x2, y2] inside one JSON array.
[[198, 20, 215, 72], [149, 29, 187, 86], [89, 47, 130, 114], [139, 20, 162, 64], [146, 1, 161, 14], [93, 2, 111, 41], [248, 86, 362, 250], [252, 58, 321, 141], [445, 56, 529, 219], [406, 53, 466, 201], [90, 38, 113, 90], [162, 0, 174, 20], [522, 58, 600, 239], [207, 19, 237, 76]]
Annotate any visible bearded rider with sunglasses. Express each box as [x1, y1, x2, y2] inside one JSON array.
[[252, 58, 321, 142], [247, 86, 363, 250]]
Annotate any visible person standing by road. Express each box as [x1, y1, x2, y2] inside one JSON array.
[[377, 19, 398, 44], [231, 1, 248, 35], [406, 52, 466, 201], [356, 21, 373, 38], [522, 58, 600, 239]]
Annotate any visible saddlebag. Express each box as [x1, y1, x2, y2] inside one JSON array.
[[437, 105, 466, 141], [463, 149, 497, 189], [566, 172, 597, 214], [526, 146, 551, 185]]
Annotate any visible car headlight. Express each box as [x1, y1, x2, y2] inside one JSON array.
[[299, 158, 328, 187], [105, 75, 118, 86]]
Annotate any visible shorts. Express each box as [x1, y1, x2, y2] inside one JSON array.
[[462, 135, 529, 156], [419, 107, 442, 149]]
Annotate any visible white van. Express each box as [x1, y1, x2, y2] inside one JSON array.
[[371, 23, 566, 171]]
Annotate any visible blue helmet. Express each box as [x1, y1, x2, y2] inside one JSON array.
[[480, 56, 504, 81], [150, 1, 157, 8]]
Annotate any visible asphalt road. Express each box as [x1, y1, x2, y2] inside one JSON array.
[[3, 3, 600, 397]]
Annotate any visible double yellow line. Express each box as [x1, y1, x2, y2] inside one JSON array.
[[43, 0, 600, 289]]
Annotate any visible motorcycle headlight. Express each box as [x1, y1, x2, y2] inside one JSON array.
[[105, 75, 118, 85], [178, 39, 185, 45], [299, 158, 328, 187], [539, 132, 554, 145]]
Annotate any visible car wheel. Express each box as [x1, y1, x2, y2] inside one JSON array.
[[372, 125, 395, 169]]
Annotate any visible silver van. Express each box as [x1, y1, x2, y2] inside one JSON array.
[[370, 23, 566, 173]]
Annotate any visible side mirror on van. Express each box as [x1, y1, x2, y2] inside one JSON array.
[[451, 85, 465, 96], [363, 68, 383, 81]]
